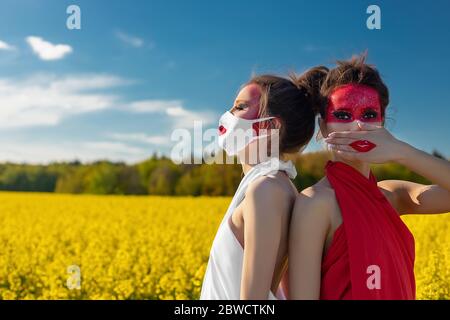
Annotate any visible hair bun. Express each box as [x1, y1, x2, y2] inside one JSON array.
[[290, 66, 329, 115]]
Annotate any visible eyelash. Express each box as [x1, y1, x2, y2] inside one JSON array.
[[332, 110, 378, 120], [333, 111, 352, 120], [363, 110, 378, 119], [234, 103, 248, 111]]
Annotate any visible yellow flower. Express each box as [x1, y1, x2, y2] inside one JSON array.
[[0, 191, 448, 300]]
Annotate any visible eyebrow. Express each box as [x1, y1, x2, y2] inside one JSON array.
[[235, 99, 250, 104]]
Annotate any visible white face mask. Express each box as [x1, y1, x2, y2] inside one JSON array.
[[217, 111, 275, 156]]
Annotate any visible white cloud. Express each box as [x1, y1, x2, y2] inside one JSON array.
[[0, 73, 213, 131], [127, 100, 183, 113], [127, 99, 216, 129], [107, 132, 169, 145], [115, 31, 144, 48], [82, 141, 146, 156], [166, 106, 191, 117], [0, 40, 15, 51], [0, 140, 149, 164], [0, 72, 215, 163], [0, 74, 125, 128], [169, 106, 216, 130], [26, 36, 72, 60]]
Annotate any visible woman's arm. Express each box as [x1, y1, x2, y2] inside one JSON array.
[[378, 179, 450, 215], [325, 122, 450, 214], [240, 176, 291, 299], [378, 143, 450, 215], [395, 143, 450, 191], [288, 189, 331, 299]]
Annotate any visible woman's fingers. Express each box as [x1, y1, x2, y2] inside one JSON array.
[[327, 130, 371, 139], [357, 121, 383, 130], [324, 137, 358, 145], [328, 144, 358, 153], [328, 143, 373, 162]]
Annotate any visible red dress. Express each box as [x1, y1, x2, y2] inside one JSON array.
[[320, 160, 416, 300]]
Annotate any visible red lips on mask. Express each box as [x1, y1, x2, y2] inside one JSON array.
[[349, 140, 376, 152], [218, 125, 227, 136]]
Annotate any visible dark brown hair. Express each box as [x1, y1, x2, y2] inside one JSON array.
[[319, 53, 389, 121], [244, 66, 328, 154]]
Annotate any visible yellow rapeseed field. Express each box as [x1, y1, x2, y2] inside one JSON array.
[[0, 192, 448, 299]]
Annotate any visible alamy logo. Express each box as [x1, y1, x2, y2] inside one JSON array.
[[66, 5, 81, 30], [67, 264, 81, 290], [366, 5, 381, 30], [366, 265, 381, 290]]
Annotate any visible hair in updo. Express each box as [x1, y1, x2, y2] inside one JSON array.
[[245, 66, 328, 153], [318, 53, 389, 121]]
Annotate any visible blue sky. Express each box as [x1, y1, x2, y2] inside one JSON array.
[[0, 0, 449, 163]]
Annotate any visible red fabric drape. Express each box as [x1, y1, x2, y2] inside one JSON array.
[[320, 160, 415, 300]]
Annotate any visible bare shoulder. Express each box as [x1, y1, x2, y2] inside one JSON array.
[[246, 173, 295, 201], [292, 177, 338, 224], [298, 177, 338, 211], [289, 178, 338, 242], [243, 173, 295, 216]]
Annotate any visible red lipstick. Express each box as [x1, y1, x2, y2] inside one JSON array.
[[218, 125, 227, 135], [350, 140, 376, 152]]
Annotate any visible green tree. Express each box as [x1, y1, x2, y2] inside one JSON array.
[[117, 165, 147, 195], [83, 162, 120, 194], [148, 162, 182, 195]]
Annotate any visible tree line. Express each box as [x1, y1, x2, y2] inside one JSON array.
[[0, 150, 446, 196]]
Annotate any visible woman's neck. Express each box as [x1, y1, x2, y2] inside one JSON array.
[[240, 154, 287, 176], [241, 162, 254, 175], [332, 154, 371, 179]]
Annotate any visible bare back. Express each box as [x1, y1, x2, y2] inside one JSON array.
[[228, 170, 298, 293]]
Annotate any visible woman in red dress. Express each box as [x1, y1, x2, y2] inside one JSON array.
[[288, 54, 450, 299]]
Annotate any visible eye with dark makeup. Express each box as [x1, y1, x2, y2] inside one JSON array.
[[332, 110, 352, 121], [362, 109, 378, 120], [233, 103, 248, 111]]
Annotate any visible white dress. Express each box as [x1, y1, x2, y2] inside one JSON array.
[[200, 158, 297, 300]]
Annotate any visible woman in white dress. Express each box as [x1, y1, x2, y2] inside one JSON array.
[[200, 67, 328, 300]]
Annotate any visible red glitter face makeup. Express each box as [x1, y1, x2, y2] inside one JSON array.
[[231, 84, 261, 120], [325, 84, 383, 123]]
